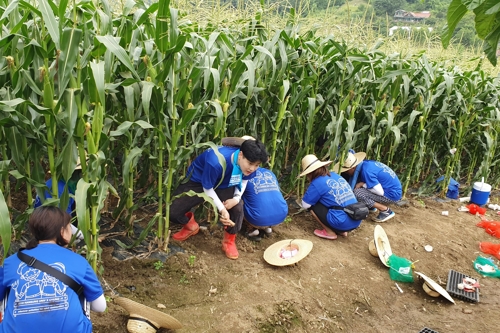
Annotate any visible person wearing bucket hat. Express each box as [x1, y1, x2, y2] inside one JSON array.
[[169, 136, 268, 259], [0, 206, 106, 333], [298, 154, 363, 240], [241, 167, 288, 240], [33, 153, 88, 239], [333, 152, 402, 223]]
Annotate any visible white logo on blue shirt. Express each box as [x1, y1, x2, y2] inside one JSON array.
[[326, 178, 356, 205], [374, 161, 396, 178], [249, 170, 278, 194], [12, 262, 70, 316]]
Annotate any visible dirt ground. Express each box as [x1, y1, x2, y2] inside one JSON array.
[[85, 194, 500, 333]]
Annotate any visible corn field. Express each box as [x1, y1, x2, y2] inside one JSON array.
[[1, 0, 500, 268]]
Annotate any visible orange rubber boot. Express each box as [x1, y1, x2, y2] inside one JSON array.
[[221, 232, 239, 259], [172, 212, 199, 241]]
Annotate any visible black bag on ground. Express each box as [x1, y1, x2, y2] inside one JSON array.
[[331, 202, 369, 220]]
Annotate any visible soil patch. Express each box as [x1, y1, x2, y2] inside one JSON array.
[[88, 196, 500, 333]]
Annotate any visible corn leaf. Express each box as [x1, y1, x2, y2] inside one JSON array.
[[75, 179, 91, 245], [114, 214, 159, 249], [96, 35, 140, 80], [38, 0, 59, 48], [0, 0, 19, 20], [90, 61, 105, 105], [156, 0, 171, 53], [0, 190, 11, 262], [442, 0, 468, 48]]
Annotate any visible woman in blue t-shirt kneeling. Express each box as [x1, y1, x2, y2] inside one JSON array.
[[0, 206, 106, 333], [242, 167, 288, 239], [298, 154, 362, 240]]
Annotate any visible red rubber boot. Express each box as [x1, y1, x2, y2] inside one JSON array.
[[172, 212, 199, 241], [221, 232, 239, 260]]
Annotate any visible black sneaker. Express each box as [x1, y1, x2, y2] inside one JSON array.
[[373, 209, 395, 222]]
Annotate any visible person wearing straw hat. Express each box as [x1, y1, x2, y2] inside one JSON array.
[[169, 136, 269, 259], [333, 152, 402, 222], [0, 206, 106, 333], [242, 167, 288, 240], [298, 154, 362, 240]]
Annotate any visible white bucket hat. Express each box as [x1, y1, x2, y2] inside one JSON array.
[[373, 225, 392, 267], [332, 152, 366, 173], [263, 239, 313, 266], [415, 272, 455, 303], [115, 297, 183, 332], [221, 135, 256, 147], [298, 154, 332, 177]]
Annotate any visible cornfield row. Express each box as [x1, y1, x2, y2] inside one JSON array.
[[1, 0, 499, 268]]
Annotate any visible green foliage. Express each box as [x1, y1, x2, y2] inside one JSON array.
[[442, 0, 500, 65], [0, 189, 11, 262], [1, 0, 500, 269], [179, 274, 190, 284], [153, 260, 164, 270], [374, 0, 408, 16]]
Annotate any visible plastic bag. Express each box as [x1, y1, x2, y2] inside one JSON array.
[[473, 256, 500, 278], [477, 220, 500, 238], [468, 204, 486, 215], [436, 176, 459, 199], [387, 254, 414, 283], [479, 242, 500, 260]]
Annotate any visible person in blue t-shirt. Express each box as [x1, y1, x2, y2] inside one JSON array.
[[34, 165, 83, 239], [298, 154, 362, 240], [0, 206, 106, 333], [333, 152, 402, 222], [169, 137, 269, 259], [242, 167, 288, 240]]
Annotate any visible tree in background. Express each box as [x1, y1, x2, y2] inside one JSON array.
[[442, 0, 500, 66], [373, 0, 408, 16]]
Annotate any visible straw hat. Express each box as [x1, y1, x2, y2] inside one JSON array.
[[373, 225, 392, 267], [368, 239, 378, 257], [298, 154, 332, 177], [115, 297, 183, 332], [332, 152, 366, 173], [221, 135, 256, 147], [415, 272, 455, 304], [263, 239, 313, 266]]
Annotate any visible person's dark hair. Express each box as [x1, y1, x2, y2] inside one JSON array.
[[240, 139, 268, 163], [308, 166, 330, 180], [26, 206, 72, 249]]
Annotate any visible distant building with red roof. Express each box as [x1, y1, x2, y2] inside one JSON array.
[[394, 10, 431, 22]]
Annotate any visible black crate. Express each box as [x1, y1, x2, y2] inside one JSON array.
[[446, 269, 480, 303], [418, 328, 439, 333]]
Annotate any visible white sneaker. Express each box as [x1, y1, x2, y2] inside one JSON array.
[[248, 229, 259, 237], [264, 227, 272, 234]]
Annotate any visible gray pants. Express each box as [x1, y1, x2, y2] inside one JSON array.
[[169, 180, 243, 235]]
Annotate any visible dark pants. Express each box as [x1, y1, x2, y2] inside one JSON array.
[[169, 180, 243, 235], [353, 188, 395, 208], [311, 202, 356, 234]]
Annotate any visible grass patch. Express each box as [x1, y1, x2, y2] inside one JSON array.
[[257, 300, 304, 333]]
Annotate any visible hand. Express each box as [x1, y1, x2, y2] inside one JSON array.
[[223, 198, 238, 210], [219, 209, 234, 226], [355, 182, 365, 189]]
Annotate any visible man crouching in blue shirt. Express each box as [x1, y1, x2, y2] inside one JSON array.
[[169, 137, 268, 259]]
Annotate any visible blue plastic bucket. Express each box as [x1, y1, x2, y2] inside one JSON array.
[[470, 181, 491, 206]]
